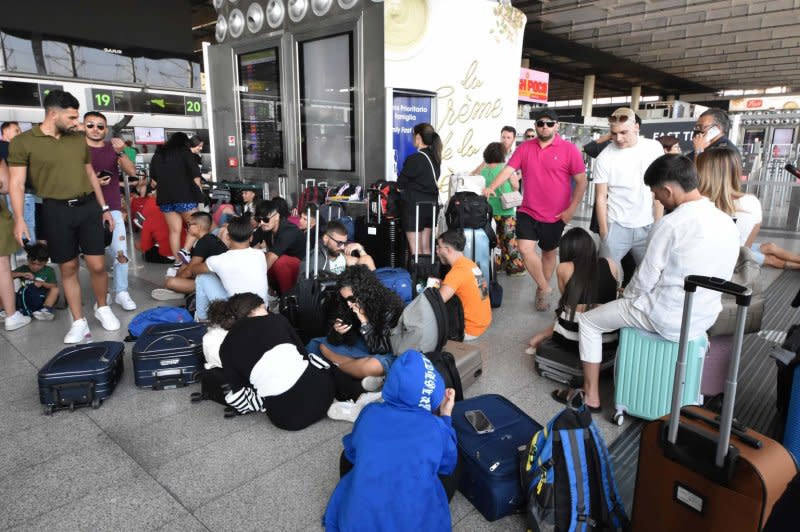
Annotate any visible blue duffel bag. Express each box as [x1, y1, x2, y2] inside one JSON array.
[[126, 306, 194, 341], [375, 267, 413, 305]]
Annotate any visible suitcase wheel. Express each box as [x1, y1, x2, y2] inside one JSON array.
[[190, 392, 204, 403], [91, 397, 101, 409], [612, 411, 624, 426], [42, 405, 54, 416]]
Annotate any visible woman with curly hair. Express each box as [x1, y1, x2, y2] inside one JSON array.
[[307, 265, 403, 387]]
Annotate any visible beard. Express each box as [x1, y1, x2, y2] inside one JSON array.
[[537, 131, 554, 142], [55, 121, 76, 135]]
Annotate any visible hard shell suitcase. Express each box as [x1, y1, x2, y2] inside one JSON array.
[[632, 276, 798, 532], [355, 189, 406, 268], [462, 227, 491, 286], [444, 340, 483, 391], [452, 394, 543, 521], [38, 341, 124, 415], [408, 201, 441, 293], [613, 326, 707, 425], [132, 322, 206, 389], [535, 338, 617, 387]]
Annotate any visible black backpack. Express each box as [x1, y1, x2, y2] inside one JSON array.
[[424, 351, 464, 402], [445, 295, 465, 342], [446, 191, 492, 230]]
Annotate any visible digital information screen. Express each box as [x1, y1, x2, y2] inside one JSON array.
[[90, 88, 203, 117], [0, 80, 63, 107], [134, 126, 166, 144]]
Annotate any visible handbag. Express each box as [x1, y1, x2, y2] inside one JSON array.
[[500, 190, 522, 210]]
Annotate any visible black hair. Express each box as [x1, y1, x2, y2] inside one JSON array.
[[556, 228, 598, 321], [83, 111, 107, 122], [438, 229, 466, 252], [302, 203, 318, 217], [26, 242, 50, 262], [255, 199, 276, 219], [189, 135, 203, 149], [326, 220, 347, 236], [271, 196, 290, 219], [524, 128, 535, 136], [43, 90, 79, 111], [483, 142, 505, 165], [1, 121, 19, 134], [190, 211, 213, 230], [337, 265, 403, 329], [413, 122, 443, 166], [163, 132, 191, 153], [207, 292, 264, 330], [657, 135, 679, 150], [699, 108, 731, 134], [227, 215, 253, 243], [501, 125, 517, 136], [644, 154, 698, 192], [635, 114, 642, 126]]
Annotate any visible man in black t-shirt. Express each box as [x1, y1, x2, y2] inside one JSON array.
[[255, 199, 306, 294], [151, 212, 227, 300]]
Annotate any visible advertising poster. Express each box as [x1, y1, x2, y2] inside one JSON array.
[[519, 68, 549, 104], [392, 91, 435, 179]]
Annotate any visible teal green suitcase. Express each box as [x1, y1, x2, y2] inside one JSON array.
[[613, 327, 707, 425]]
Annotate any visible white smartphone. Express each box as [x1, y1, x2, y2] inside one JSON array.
[[465, 409, 494, 434], [705, 126, 721, 142]]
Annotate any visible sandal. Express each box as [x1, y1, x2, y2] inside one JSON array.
[[525, 346, 537, 356], [535, 290, 551, 312], [551, 389, 602, 413]]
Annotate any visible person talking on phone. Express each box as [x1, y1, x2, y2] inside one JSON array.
[[85, 111, 138, 312], [689, 108, 740, 160]]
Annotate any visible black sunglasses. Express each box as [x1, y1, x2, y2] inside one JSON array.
[[255, 212, 277, 223], [85, 123, 106, 130], [535, 120, 556, 128], [608, 114, 631, 123], [524, 134, 536, 139]]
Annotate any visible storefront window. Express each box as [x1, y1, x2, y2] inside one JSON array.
[[237, 48, 283, 169], [298, 32, 354, 172], [0, 33, 37, 73]]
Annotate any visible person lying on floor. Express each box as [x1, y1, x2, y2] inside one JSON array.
[[525, 227, 619, 355], [323, 350, 457, 532], [307, 265, 403, 390], [219, 292, 377, 430], [551, 155, 739, 412]]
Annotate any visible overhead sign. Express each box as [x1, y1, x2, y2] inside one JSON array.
[[519, 68, 549, 104], [640, 120, 697, 154], [730, 95, 800, 112], [0, 80, 63, 108], [89, 88, 203, 117]]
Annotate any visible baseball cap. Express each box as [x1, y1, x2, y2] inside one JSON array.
[[532, 108, 559, 122]]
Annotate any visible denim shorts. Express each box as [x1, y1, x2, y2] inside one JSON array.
[[160, 202, 197, 213], [306, 336, 396, 375]]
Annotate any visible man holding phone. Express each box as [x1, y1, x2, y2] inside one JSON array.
[[85, 111, 138, 311], [689, 108, 740, 160]]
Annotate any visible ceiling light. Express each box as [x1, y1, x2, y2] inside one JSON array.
[[247, 3, 265, 33], [229, 9, 245, 38], [288, 0, 308, 22], [215, 15, 228, 42], [213, 0, 225, 9], [312, 0, 333, 16], [338, 0, 358, 8], [267, 0, 285, 28]]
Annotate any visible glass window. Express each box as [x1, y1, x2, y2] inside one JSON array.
[[74, 45, 134, 83], [1, 33, 37, 73], [237, 48, 283, 169], [298, 32, 354, 172], [134, 57, 192, 88], [42, 41, 74, 77]]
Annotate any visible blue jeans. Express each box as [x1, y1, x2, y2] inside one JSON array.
[[600, 222, 651, 267], [306, 336, 396, 375], [7, 193, 38, 244], [195, 273, 229, 320]]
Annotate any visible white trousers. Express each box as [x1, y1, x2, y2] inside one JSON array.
[[578, 298, 656, 363]]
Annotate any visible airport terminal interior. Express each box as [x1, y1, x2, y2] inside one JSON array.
[[3, 1, 800, 530]]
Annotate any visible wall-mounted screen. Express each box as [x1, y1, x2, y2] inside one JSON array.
[[134, 127, 165, 145], [237, 47, 283, 168]]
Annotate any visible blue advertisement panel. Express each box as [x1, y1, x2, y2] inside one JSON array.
[[392, 90, 435, 180]]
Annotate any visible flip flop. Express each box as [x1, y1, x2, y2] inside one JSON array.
[[551, 389, 602, 413]]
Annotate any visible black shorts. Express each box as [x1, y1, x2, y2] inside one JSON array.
[[516, 211, 565, 252], [42, 197, 105, 263], [400, 194, 438, 232]]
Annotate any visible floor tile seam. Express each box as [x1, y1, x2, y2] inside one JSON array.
[[0, 335, 34, 366]]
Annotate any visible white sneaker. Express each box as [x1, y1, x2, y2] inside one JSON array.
[[0, 309, 6, 322], [114, 291, 137, 311], [327, 400, 362, 423], [4, 311, 31, 331], [355, 391, 383, 408], [64, 318, 91, 343], [94, 304, 121, 331], [32, 308, 56, 321], [151, 288, 185, 301], [361, 376, 385, 392], [165, 267, 178, 278]]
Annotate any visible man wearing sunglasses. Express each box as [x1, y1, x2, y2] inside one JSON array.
[[255, 199, 306, 294], [593, 107, 665, 269], [8, 90, 120, 343], [85, 111, 138, 312], [484, 108, 587, 311], [300, 220, 375, 276]]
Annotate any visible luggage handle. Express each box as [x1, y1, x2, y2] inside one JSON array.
[[141, 333, 194, 352], [304, 206, 321, 280], [365, 188, 382, 225], [414, 201, 438, 265], [153, 369, 186, 390], [51, 380, 95, 406], [667, 275, 751, 469]]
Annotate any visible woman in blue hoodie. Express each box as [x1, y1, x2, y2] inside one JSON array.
[[323, 350, 457, 532]]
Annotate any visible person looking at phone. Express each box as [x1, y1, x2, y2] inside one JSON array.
[[689, 108, 740, 160], [85, 111, 138, 312], [300, 221, 375, 276]]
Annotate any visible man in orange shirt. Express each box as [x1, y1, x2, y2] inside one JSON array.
[[436, 229, 492, 340]]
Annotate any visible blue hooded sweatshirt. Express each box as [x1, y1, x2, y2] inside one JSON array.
[[323, 350, 458, 532]]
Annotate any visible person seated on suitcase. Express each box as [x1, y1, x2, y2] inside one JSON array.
[[150, 212, 227, 301], [309, 265, 403, 388], [524, 227, 619, 356], [435, 229, 492, 341], [300, 221, 376, 276], [255, 199, 306, 294], [323, 350, 457, 532], [554, 155, 739, 412], [191, 216, 268, 321], [219, 292, 374, 430], [11, 243, 59, 320]]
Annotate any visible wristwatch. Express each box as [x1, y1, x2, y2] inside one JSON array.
[[101, 205, 110, 212]]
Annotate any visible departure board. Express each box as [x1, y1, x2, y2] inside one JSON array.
[[89, 88, 203, 116]]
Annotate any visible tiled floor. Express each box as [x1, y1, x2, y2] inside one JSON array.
[[1, 219, 798, 531]]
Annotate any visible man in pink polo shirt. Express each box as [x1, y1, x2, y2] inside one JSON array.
[[485, 108, 587, 311]]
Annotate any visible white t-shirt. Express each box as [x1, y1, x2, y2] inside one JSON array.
[[733, 193, 763, 246], [593, 137, 664, 228], [202, 326, 228, 370], [205, 247, 268, 301]]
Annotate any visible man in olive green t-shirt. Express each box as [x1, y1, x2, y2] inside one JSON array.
[[7, 90, 120, 344]]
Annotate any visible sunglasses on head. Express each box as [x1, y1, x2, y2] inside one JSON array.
[[608, 114, 632, 123], [85, 123, 106, 130], [535, 120, 556, 128]]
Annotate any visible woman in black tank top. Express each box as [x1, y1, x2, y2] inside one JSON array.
[[526, 228, 618, 354]]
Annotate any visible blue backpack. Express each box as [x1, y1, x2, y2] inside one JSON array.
[[521, 393, 630, 531], [16, 284, 47, 316], [126, 306, 194, 341], [375, 267, 413, 305]]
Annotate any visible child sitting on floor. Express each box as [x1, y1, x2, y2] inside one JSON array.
[[12, 243, 59, 320]]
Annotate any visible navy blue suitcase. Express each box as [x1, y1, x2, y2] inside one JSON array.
[[452, 394, 542, 521], [38, 341, 125, 415], [132, 322, 206, 389]]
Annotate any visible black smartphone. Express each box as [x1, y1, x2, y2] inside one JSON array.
[[98, 170, 112, 184], [465, 409, 494, 434]]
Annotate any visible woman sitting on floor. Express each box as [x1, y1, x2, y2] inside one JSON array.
[[219, 292, 376, 430]]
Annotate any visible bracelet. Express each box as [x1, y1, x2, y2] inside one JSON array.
[[101, 205, 110, 212]]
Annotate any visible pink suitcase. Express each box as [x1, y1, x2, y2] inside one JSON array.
[[702, 335, 733, 397]]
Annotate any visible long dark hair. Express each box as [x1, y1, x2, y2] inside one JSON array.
[[154, 132, 191, 160], [413, 122, 443, 167], [337, 265, 403, 327], [556, 228, 598, 321]]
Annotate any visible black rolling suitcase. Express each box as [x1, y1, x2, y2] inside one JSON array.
[[132, 322, 206, 389], [408, 201, 441, 293], [38, 341, 125, 415], [190, 367, 229, 406], [355, 189, 406, 268], [535, 336, 617, 387]]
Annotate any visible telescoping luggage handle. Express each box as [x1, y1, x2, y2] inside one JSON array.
[[415, 201, 438, 265], [667, 275, 751, 468], [304, 205, 321, 280]]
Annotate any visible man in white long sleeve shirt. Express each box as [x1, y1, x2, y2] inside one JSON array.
[[570, 155, 739, 410]]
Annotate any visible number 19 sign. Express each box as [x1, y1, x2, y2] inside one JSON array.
[[519, 68, 549, 104]]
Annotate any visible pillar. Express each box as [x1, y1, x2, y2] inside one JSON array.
[[631, 86, 642, 111], [582, 74, 595, 119]]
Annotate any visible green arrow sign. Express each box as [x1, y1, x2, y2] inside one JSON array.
[[150, 98, 165, 109]]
